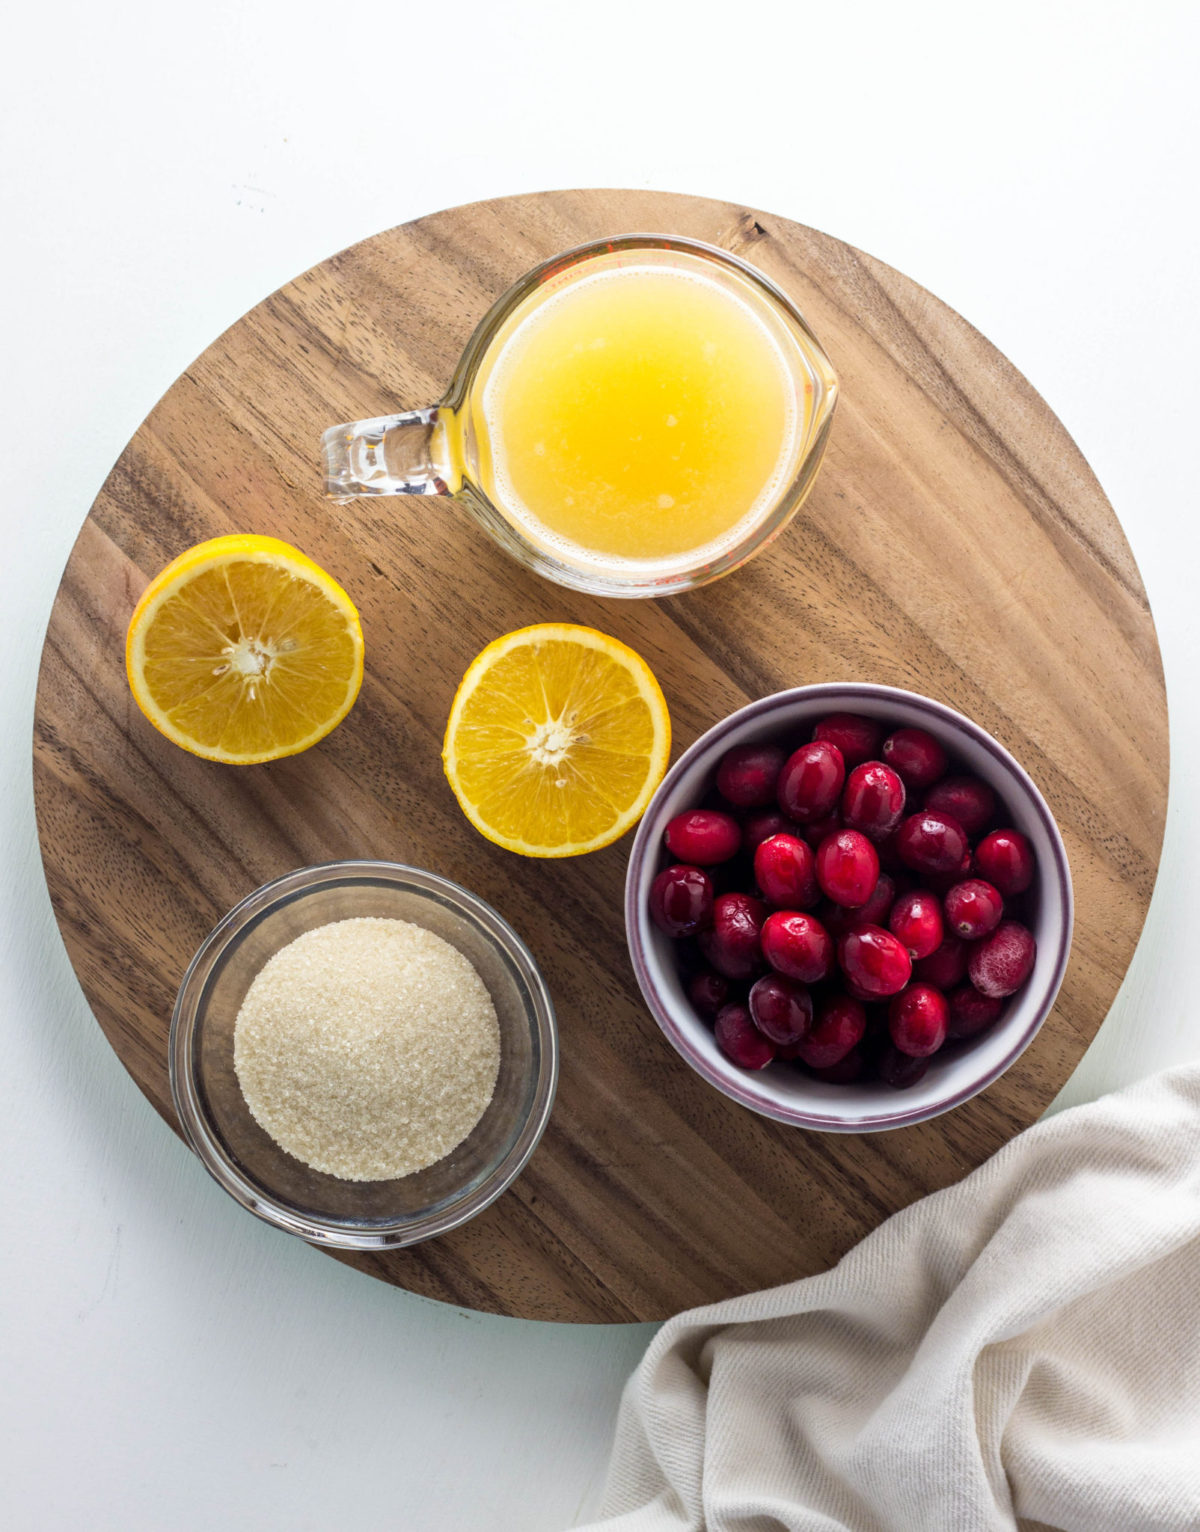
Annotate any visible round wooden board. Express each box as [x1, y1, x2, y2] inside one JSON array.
[[33, 190, 1167, 1323]]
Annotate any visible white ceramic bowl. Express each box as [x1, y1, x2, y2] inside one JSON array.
[[625, 684, 1073, 1132]]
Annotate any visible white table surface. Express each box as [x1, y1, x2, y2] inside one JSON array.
[[3, 3, 1198, 1527]]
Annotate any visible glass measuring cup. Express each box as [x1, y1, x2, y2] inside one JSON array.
[[322, 235, 838, 598]]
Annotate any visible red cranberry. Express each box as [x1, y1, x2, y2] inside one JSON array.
[[793, 993, 867, 1069], [944, 878, 1004, 940], [687, 969, 729, 1019], [913, 935, 969, 989], [877, 1044, 929, 1089], [777, 741, 845, 823], [809, 1045, 866, 1083], [816, 829, 880, 908], [754, 834, 819, 909], [716, 743, 786, 808], [968, 920, 1036, 997], [843, 973, 884, 1005], [974, 829, 1035, 897], [812, 713, 881, 769], [741, 809, 797, 852], [837, 924, 912, 998], [888, 984, 949, 1057], [760, 910, 834, 984], [650, 865, 713, 938], [664, 809, 742, 865], [799, 810, 843, 849], [924, 852, 974, 896], [896, 810, 969, 876], [714, 1003, 775, 1069], [698, 893, 768, 980], [843, 872, 898, 931], [946, 984, 1005, 1039], [924, 776, 996, 839], [881, 727, 947, 790], [888, 889, 944, 960], [748, 973, 813, 1046], [842, 761, 906, 839]]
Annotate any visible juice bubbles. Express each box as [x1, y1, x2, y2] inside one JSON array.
[[476, 260, 804, 574]]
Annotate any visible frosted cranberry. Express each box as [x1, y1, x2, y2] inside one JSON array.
[[699, 893, 768, 980], [816, 829, 880, 908], [837, 924, 912, 998], [877, 1044, 929, 1089], [748, 973, 813, 1046], [968, 920, 1036, 997], [649, 864, 713, 938], [812, 713, 882, 769], [800, 810, 843, 849], [888, 984, 949, 1057], [944, 878, 1004, 940], [741, 809, 797, 852], [974, 829, 1035, 897], [809, 1045, 866, 1083], [716, 743, 786, 808], [946, 984, 1005, 1039], [754, 834, 819, 909], [896, 810, 969, 876], [888, 889, 944, 960], [715, 1003, 775, 1069], [924, 776, 996, 839], [687, 969, 729, 1019], [881, 727, 948, 790], [664, 809, 742, 865], [913, 935, 969, 988], [778, 741, 845, 823], [793, 993, 867, 1069], [760, 910, 834, 984], [842, 761, 906, 839]]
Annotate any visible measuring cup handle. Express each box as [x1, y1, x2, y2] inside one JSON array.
[[322, 408, 452, 500]]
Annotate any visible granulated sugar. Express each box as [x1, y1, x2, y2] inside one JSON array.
[[233, 917, 500, 1181]]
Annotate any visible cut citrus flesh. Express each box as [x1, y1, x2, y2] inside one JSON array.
[[443, 624, 671, 858], [126, 534, 364, 764]]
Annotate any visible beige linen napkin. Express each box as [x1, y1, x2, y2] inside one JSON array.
[[574, 1065, 1200, 1532]]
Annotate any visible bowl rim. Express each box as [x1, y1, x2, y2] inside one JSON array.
[[170, 858, 559, 1247], [625, 682, 1074, 1132]]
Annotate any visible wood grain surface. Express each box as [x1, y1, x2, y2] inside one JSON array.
[[32, 189, 1168, 1322]]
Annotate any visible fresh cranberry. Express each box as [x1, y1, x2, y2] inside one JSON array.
[[895, 810, 969, 876], [881, 727, 947, 790], [664, 809, 742, 865], [760, 910, 834, 984], [754, 834, 819, 909], [924, 776, 996, 839], [816, 829, 880, 908], [777, 741, 845, 823], [714, 1003, 775, 1069], [843, 973, 884, 1005], [888, 984, 949, 1057], [809, 1045, 866, 1083], [793, 993, 867, 1069], [716, 743, 786, 808], [974, 829, 1035, 897], [748, 973, 813, 1046], [687, 969, 730, 1019], [841, 761, 906, 839], [968, 920, 1036, 997], [946, 985, 1005, 1039], [837, 924, 912, 998], [741, 809, 797, 852], [698, 893, 768, 980], [812, 713, 882, 769], [649, 865, 713, 938], [799, 810, 843, 850], [888, 889, 944, 960], [846, 872, 898, 930], [913, 935, 969, 988], [877, 1044, 929, 1089], [944, 878, 1004, 940]]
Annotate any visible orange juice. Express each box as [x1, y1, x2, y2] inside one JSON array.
[[477, 262, 803, 571]]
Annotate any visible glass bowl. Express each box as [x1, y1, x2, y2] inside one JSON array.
[[170, 860, 558, 1247], [625, 684, 1073, 1132]]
